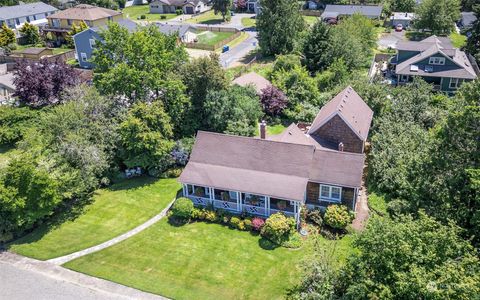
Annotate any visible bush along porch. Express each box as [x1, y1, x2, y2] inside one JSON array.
[[178, 86, 373, 227]]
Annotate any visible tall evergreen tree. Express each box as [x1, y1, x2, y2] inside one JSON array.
[[302, 21, 331, 73], [465, 6, 480, 60], [212, 0, 232, 21], [257, 0, 305, 56], [0, 23, 16, 48], [19, 22, 40, 45]]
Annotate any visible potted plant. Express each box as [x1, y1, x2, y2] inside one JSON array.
[[250, 195, 259, 206], [221, 192, 230, 202], [194, 187, 205, 197], [277, 200, 287, 210]]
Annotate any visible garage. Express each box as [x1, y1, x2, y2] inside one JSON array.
[[185, 5, 194, 14]]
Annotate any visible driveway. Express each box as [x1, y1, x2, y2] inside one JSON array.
[[220, 31, 258, 68], [377, 30, 406, 50]]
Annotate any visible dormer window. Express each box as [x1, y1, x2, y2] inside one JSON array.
[[429, 57, 445, 65]]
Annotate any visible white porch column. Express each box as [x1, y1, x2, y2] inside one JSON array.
[[209, 187, 214, 205], [237, 192, 242, 212], [182, 184, 187, 197], [265, 196, 270, 216]]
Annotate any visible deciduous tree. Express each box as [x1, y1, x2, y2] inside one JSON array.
[[260, 85, 288, 117], [212, 0, 232, 21], [415, 0, 461, 34]]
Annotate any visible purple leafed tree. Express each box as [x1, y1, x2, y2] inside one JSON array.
[[260, 85, 288, 116], [236, 0, 247, 10], [13, 59, 80, 108]]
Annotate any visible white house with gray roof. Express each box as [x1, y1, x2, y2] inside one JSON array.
[[149, 0, 207, 14], [321, 4, 383, 21], [0, 2, 58, 29]]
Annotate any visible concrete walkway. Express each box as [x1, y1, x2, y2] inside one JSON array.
[[47, 199, 175, 265], [352, 182, 369, 231], [0, 252, 166, 300]]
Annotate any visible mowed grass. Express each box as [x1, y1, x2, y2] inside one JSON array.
[[186, 10, 224, 25], [241, 17, 256, 27], [123, 5, 176, 21], [65, 220, 353, 300], [196, 30, 235, 45], [9, 177, 180, 260], [449, 32, 467, 48]]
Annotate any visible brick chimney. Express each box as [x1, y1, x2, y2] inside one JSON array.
[[338, 142, 344, 152], [260, 120, 267, 139]]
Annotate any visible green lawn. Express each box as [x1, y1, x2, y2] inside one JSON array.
[[368, 191, 388, 216], [241, 17, 256, 27], [303, 16, 319, 26], [123, 5, 176, 21], [254, 123, 288, 137], [65, 220, 353, 299], [196, 31, 235, 46], [449, 32, 467, 48], [186, 10, 224, 25], [52, 48, 73, 55], [9, 177, 180, 260]]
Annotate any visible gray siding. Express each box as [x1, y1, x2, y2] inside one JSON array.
[[74, 29, 101, 69]]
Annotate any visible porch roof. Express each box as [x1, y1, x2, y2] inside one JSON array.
[[180, 162, 308, 202]]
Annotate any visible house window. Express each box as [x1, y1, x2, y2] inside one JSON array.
[[449, 78, 460, 89], [89, 38, 96, 48], [67, 19, 73, 26], [428, 57, 445, 65], [15, 18, 20, 25], [85, 20, 92, 27], [400, 74, 409, 82], [80, 52, 87, 62], [319, 185, 342, 202]]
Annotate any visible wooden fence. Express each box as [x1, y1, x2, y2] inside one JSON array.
[[300, 10, 322, 17], [185, 28, 241, 51], [0, 49, 75, 65]]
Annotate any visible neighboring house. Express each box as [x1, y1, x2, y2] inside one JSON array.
[[45, 4, 123, 40], [57, 0, 79, 10], [149, 0, 207, 15], [156, 23, 197, 43], [0, 73, 15, 104], [321, 4, 383, 21], [246, 0, 260, 15], [74, 19, 137, 68], [459, 12, 477, 29], [391, 12, 415, 28], [0, 2, 58, 30], [232, 72, 271, 95], [179, 86, 373, 223], [392, 35, 478, 92]]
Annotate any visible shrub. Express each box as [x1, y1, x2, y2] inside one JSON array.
[[160, 15, 167, 20], [160, 167, 182, 178], [282, 231, 302, 248], [176, 9, 183, 15], [230, 216, 241, 229], [204, 210, 217, 222], [261, 213, 296, 243], [191, 207, 204, 220], [171, 197, 194, 220], [251, 217, 265, 231], [307, 209, 323, 227], [238, 220, 246, 231], [243, 218, 252, 230], [324, 205, 353, 230], [140, 14, 146, 19]]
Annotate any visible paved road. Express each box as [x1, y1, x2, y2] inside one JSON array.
[[220, 31, 258, 68], [0, 261, 120, 300]]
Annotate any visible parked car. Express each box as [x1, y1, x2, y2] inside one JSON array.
[[395, 24, 403, 32]]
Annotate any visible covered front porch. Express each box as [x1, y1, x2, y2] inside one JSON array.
[[182, 184, 300, 222]]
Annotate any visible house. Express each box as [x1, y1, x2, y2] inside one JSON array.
[[149, 0, 207, 15], [246, 0, 260, 15], [0, 2, 58, 30], [156, 23, 197, 43], [459, 12, 477, 29], [321, 5, 383, 21], [392, 35, 478, 92], [0, 73, 15, 104], [74, 19, 137, 68], [57, 0, 78, 10], [44, 4, 123, 40], [232, 72, 271, 95], [391, 12, 415, 28], [179, 86, 373, 223], [74, 21, 196, 68]]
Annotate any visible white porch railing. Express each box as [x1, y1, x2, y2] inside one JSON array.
[[242, 204, 267, 216], [270, 209, 295, 218], [213, 199, 239, 212], [188, 196, 211, 206]]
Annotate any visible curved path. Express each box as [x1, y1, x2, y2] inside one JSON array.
[[47, 199, 175, 265]]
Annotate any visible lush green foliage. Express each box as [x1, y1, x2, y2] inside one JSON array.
[[119, 101, 174, 176], [302, 21, 331, 74], [465, 7, 480, 61], [323, 205, 352, 230], [65, 21, 88, 48], [383, 0, 416, 14], [203, 85, 262, 136], [171, 197, 194, 220], [307, 208, 323, 227], [19, 22, 40, 45], [257, 0, 305, 56], [211, 0, 232, 21], [415, 0, 461, 34], [0, 23, 15, 47], [260, 212, 296, 244], [0, 155, 61, 241], [0, 107, 37, 145]]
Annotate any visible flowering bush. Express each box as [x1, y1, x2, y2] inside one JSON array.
[[261, 213, 296, 243], [230, 216, 241, 228], [243, 218, 252, 231], [251, 217, 265, 231], [204, 210, 217, 222], [324, 205, 353, 230]]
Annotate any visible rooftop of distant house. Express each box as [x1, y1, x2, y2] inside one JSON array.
[[47, 4, 122, 21]]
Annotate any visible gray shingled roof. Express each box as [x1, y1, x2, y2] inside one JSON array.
[[90, 19, 138, 32], [461, 12, 477, 27], [0, 2, 57, 20], [155, 23, 195, 37], [395, 36, 477, 79], [308, 86, 373, 141], [322, 4, 383, 18], [232, 72, 272, 94]]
